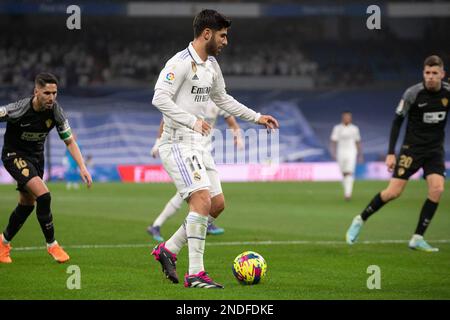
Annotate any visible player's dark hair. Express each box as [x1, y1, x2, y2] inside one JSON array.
[[342, 111, 352, 115], [424, 55, 444, 68], [193, 9, 231, 38], [35, 72, 59, 88]]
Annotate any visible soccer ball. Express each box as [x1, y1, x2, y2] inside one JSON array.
[[232, 251, 267, 285]]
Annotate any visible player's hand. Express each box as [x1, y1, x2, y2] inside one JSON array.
[[257, 115, 279, 132], [80, 167, 93, 188], [385, 154, 396, 172], [234, 130, 244, 149], [193, 119, 211, 136], [235, 136, 244, 149], [151, 138, 161, 158]]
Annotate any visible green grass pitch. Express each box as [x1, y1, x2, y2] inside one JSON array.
[[1, 181, 449, 300]]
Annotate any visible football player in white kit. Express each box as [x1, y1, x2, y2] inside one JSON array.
[[147, 102, 244, 242], [150, 9, 278, 288], [330, 111, 362, 201]]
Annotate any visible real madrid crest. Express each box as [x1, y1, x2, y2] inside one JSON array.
[[442, 97, 448, 107], [193, 172, 201, 181], [398, 168, 405, 177], [46, 119, 53, 128], [191, 61, 197, 74]]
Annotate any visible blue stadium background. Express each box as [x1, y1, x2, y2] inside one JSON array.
[[1, 0, 449, 181]]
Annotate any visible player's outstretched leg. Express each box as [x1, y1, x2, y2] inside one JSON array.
[[151, 242, 179, 283], [345, 192, 386, 244], [0, 203, 35, 263]]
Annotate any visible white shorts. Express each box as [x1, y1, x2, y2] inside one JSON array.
[[337, 153, 357, 174], [159, 143, 223, 200]]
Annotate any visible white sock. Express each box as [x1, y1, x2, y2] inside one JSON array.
[[186, 212, 208, 275], [343, 175, 354, 198], [47, 240, 58, 248], [165, 222, 187, 255], [208, 215, 215, 226], [153, 193, 183, 227], [2, 233, 10, 245]]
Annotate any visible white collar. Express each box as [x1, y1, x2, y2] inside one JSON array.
[[188, 42, 206, 65]]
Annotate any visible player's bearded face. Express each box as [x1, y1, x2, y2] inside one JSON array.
[[423, 66, 445, 91], [206, 29, 228, 56], [35, 83, 57, 111]]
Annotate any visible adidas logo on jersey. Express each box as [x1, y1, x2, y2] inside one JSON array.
[[192, 74, 199, 81]]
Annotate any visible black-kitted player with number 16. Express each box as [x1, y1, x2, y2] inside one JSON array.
[[346, 55, 449, 252], [0, 72, 92, 264]]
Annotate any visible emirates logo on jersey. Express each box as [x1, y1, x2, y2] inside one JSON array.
[[442, 98, 448, 107]]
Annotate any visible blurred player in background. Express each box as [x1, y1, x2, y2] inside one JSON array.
[[346, 55, 449, 252], [330, 111, 363, 201], [147, 102, 244, 242], [150, 9, 278, 288], [0, 73, 92, 264]]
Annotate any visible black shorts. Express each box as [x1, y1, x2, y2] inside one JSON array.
[[2, 155, 44, 192], [393, 147, 446, 180]]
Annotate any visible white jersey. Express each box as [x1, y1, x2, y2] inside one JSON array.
[[153, 42, 260, 149], [330, 123, 361, 156]]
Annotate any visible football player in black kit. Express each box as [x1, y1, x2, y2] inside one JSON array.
[[346, 55, 449, 252], [0, 73, 92, 264]]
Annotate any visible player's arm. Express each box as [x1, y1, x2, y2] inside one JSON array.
[[152, 61, 210, 135], [329, 140, 337, 160], [209, 60, 278, 130], [386, 89, 412, 171], [356, 141, 363, 162], [54, 103, 92, 187], [224, 115, 244, 149], [0, 99, 29, 122], [151, 119, 164, 158], [329, 126, 338, 160], [65, 137, 92, 188]]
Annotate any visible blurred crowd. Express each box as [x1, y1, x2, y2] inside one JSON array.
[[0, 36, 319, 90]]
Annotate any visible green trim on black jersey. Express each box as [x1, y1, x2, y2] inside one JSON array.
[[59, 128, 73, 141]]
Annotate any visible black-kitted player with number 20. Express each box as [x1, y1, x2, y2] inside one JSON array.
[[346, 55, 449, 252]]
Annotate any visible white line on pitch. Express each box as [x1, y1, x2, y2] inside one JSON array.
[[11, 239, 450, 252]]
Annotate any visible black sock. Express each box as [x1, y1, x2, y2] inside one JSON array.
[[360, 193, 386, 221], [3, 204, 35, 241], [415, 199, 438, 236], [36, 193, 55, 244]]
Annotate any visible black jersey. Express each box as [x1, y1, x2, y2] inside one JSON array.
[[0, 97, 72, 162], [395, 82, 450, 152]]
